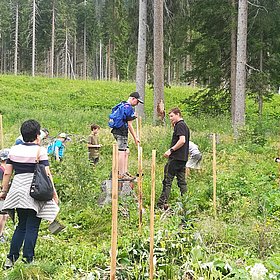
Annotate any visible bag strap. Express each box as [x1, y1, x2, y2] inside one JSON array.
[[35, 146, 41, 163]]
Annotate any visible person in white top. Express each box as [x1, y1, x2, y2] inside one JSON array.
[[186, 141, 202, 176]]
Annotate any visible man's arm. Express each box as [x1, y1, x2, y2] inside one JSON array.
[[127, 120, 140, 145], [164, 135, 186, 158]]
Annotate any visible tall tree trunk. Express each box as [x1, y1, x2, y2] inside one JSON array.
[[258, 32, 263, 119], [50, 0, 55, 78], [153, 0, 165, 124], [0, 36, 3, 73], [83, 0, 87, 80], [230, 0, 237, 125], [108, 39, 111, 80], [99, 40, 102, 80], [167, 46, 171, 85], [186, 0, 193, 85], [73, 33, 77, 77], [14, 1, 19, 75], [136, 0, 147, 118], [64, 27, 68, 78], [31, 0, 36, 77], [233, 0, 248, 138]]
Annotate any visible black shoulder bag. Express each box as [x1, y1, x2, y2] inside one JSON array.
[[30, 147, 54, 201]]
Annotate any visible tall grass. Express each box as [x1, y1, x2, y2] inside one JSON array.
[[0, 75, 280, 279]]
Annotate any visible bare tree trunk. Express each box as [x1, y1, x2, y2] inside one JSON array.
[[186, 0, 193, 84], [167, 46, 171, 85], [99, 40, 102, 80], [233, 0, 248, 138], [153, 0, 165, 124], [108, 39, 111, 80], [230, 0, 237, 125], [136, 0, 147, 118], [14, 1, 19, 75], [50, 0, 55, 78], [83, 0, 87, 80], [258, 32, 263, 119], [64, 27, 68, 78], [31, 0, 36, 77], [0, 36, 3, 73]]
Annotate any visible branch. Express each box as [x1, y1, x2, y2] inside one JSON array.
[[246, 63, 260, 72], [247, 1, 268, 13]]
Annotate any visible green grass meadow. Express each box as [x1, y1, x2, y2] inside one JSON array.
[[0, 75, 280, 279]]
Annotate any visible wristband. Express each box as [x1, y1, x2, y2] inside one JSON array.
[[170, 148, 174, 153]]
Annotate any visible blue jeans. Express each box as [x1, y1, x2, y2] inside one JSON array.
[[8, 208, 41, 263]]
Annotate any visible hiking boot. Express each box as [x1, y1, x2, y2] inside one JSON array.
[[4, 258, 13, 269]]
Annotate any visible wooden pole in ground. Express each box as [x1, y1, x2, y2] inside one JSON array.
[[212, 133, 217, 217], [136, 116, 143, 231], [138, 146, 143, 232], [278, 122, 280, 187], [0, 115, 3, 149], [110, 144, 118, 280], [149, 150, 156, 280]]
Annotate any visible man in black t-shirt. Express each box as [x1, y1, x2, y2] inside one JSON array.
[[157, 108, 190, 209]]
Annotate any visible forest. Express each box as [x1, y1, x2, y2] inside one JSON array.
[[0, 0, 280, 87], [1, 0, 280, 279]]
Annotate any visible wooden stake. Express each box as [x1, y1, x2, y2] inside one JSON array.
[[149, 150, 156, 280], [110, 144, 118, 280], [0, 115, 3, 149], [138, 146, 143, 232], [212, 133, 217, 217]]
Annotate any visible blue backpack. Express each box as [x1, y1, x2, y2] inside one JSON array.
[[108, 102, 126, 129]]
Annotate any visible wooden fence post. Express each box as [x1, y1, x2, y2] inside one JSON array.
[[0, 115, 3, 149], [149, 150, 156, 279], [110, 144, 118, 280], [138, 146, 143, 232], [212, 133, 217, 217]]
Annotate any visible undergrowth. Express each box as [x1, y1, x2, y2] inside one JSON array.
[[0, 75, 279, 279]]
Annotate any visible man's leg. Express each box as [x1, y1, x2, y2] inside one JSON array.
[[114, 134, 128, 175], [124, 148, 129, 174], [118, 150, 126, 175], [176, 162, 188, 196], [157, 160, 175, 208]]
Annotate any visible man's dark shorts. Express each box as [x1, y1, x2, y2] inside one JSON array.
[[113, 134, 128, 151]]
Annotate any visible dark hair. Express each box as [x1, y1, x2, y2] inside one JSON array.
[[91, 124, 100, 131], [21, 119, 41, 142], [168, 107, 182, 116]]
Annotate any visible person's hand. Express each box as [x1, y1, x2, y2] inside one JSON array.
[[54, 197, 59, 205], [53, 194, 59, 205], [134, 137, 140, 145], [164, 149, 171, 158], [0, 191, 7, 200]]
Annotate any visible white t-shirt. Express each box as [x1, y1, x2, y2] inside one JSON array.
[[189, 141, 200, 156]]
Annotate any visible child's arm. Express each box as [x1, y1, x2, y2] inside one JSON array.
[[87, 144, 102, 148]]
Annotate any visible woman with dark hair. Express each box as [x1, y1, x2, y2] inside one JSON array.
[[0, 119, 59, 268]]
